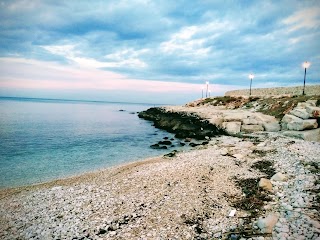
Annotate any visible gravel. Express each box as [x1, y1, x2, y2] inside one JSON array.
[[0, 132, 319, 240]]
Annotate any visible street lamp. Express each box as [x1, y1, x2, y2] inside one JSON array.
[[201, 87, 204, 98], [205, 81, 209, 98], [302, 61, 311, 95], [248, 74, 254, 96]]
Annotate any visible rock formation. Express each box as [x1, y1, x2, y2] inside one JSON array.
[[281, 100, 320, 141]]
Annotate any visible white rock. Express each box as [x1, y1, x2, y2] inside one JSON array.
[[286, 129, 320, 141], [287, 119, 318, 131], [257, 213, 279, 233], [306, 105, 320, 117], [243, 118, 259, 125], [306, 100, 317, 106], [281, 226, 289, 233], [221, 121, 242, 134], [271, 173, 287, 181], [290, 108, 311, 119], [241, 124, 264, 133], [286, 205, 293, 211], [263, 122, 281, 132]]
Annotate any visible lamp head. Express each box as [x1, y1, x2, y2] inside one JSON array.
[[302, 61, 311, 69], [205, 81, 209, 85], [249, 74, 254, 79]]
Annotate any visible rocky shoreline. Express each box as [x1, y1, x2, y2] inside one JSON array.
[[1, 100, 320, 240], [138, 107, 226, 139]]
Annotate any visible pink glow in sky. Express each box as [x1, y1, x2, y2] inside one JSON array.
[[0, 57, 233, 102]]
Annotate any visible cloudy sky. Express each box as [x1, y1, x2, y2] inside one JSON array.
[[0, 0, 319, 104]]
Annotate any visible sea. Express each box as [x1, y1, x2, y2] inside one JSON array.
[[0, 97, 177, 189]]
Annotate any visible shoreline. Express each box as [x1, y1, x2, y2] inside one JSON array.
[[0, 155, 169, 197], [1, 131, 319, 239]]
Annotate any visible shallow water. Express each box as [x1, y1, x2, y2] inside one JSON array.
[[0, 97, 176, 188]]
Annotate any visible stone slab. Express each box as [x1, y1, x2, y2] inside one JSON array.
[[287, 119, 318, 131], [283, 128, 320, 142], [263, 122, 280, 132], [290, 108, 310, 119], [222, 121, 241, 135], [241, 124, 264, 133]]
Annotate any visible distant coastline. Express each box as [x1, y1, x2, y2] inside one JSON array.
[[0, 96, 165, 106]]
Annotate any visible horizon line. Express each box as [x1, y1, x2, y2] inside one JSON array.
[[0, 96, 168, 106]]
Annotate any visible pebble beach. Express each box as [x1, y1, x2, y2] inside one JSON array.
[[0, 131, 319, 239]]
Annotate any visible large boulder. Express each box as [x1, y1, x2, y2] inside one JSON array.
[[208, 116, 224, 127], [306, 100, 317, 106], [306, 106, 320, 118], [290, 108, 310, 119], [223, 113, 247, 122], [222, 121, 241, 134], [263, 122, 280, 132], [243, 117, 260, 125], [287, 119, 318, 131], [241, 124, 264, 133], [283, 128, 320, 142], [281, 114, 302, 130], [282, 114, 302, 123]]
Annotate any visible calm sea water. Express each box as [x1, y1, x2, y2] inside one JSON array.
[[0, 97, 175, 189]]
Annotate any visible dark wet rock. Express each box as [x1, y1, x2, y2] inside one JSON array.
[[138, 107, 226, 140], [163, 137, 169, 140], [164, 150, 178, 157], [158, 140, 172, 145], [150, 144, 167, 149], [170, 138, 174, 141], [201, 141, 209, 145], [119, 109, 125, 112], [129, 112, 135, 114], [97, 228, 107, 235], [180, 142, 186, 146], [189, 142, 200, 147]]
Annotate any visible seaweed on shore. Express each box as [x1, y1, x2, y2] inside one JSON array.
[[232, 178, 271, 215], [251, 160, 276, 178]]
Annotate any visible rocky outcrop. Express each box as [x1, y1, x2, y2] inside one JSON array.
[[282, 100, 320, 141], [140, 105, 281, 138], [138, 107, 226, 139]]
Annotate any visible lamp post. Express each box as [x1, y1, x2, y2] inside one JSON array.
[[201, 87, 204, 98], [205, 81, 209, 98], [248, 74, 254, 96], [302, 61, 311, 95]]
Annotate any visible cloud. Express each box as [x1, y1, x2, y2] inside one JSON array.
[[41, 44, 148, 69], [0, 57, 202, 92], [283, 7, 320, 32], [0, 0, 319, 103]]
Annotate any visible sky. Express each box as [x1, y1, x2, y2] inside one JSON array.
[[0, 0, 320, 104]]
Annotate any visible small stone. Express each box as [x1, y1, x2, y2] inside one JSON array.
[[285, 205, 293, 211], [271, 173, 287, 181], [258, 178, 273, 192], [281, 226, 289, 233], [257, 213, 279, 233]]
